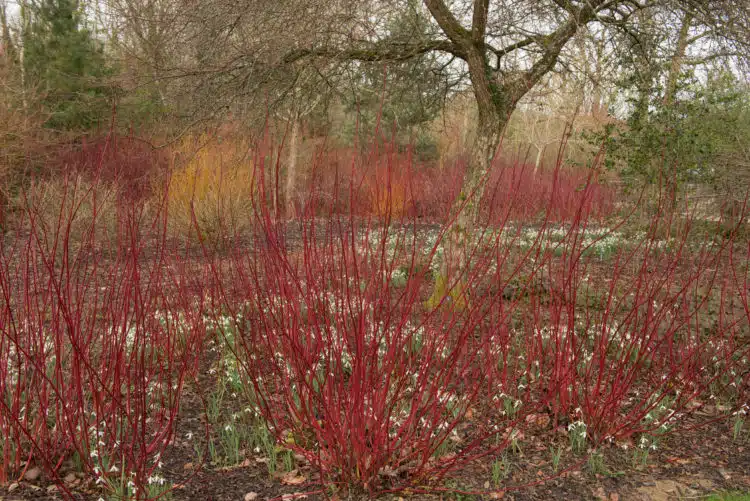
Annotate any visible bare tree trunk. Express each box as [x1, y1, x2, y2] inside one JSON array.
[[18, 0, 28, 116], [664, 11, 693, 209], [285, 114, 300, 219], [534, 147, 543, 174], [0, 2, 15, 63], [664, 11, 693, 107], [428, 50, 509, 309]]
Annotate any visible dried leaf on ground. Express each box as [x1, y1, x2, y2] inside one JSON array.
[[280, 469, 307, 485]]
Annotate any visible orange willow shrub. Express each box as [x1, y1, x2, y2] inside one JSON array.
[[162, 135, 256, 244], [366, 165, 410, 218]]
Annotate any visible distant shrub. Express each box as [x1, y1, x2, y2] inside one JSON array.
[[482, 162, 616, 224], [163, 136, 256, 245], [362, 164, 412, 218], [13, 175, 121, 250], [302, 145, 615, 223], [54, 135, 169, 201]]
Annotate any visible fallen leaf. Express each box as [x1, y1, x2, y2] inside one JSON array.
[[484, 481, 490, 489], [8, 482, 19, 492], [280, 469, 307, 485], [609, 494, 619, 501], [183, 462, 194, 470], [24, 466, 42, 482], [379, 466, 398, 477], [64, 472, 77, 484], [282, 494, 308, 501], [47, 485, 58, 493], [524, 413, 551, 428], [593, 486, 607, 501], [490, 491, 505, 499], [637, 479, 683, 501], [244, 492, 259, 501]]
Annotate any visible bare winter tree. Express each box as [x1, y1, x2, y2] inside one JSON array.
[[278, 0, 634, 200], [115, 0, 750, 214]]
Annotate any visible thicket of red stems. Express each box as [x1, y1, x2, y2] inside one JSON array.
[[206, 143, 749, 494], [1, 128, 747, 498], [0, 170, 207, 498], [525, 195, 750, 442], [205, 148, 535, 494], [481, 162, 615, 223], [52, 134, 169, 201], [302, 147, 615, 223]]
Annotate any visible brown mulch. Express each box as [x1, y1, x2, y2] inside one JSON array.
[[3, 404, 749, 501]]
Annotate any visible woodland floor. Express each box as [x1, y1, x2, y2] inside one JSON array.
[[4, 413, 749, 501]]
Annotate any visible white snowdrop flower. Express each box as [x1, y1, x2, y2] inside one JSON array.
[[90, 449, 99, 458], [109, 465, 119, 473], [148, 474, 166, 485]]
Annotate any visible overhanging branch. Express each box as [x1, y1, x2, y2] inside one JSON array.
[[281, 39, 463, 65]]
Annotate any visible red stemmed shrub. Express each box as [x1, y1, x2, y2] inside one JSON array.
[[519, 204, 750, 448], [295, 143, 615, 223], [205, 139, 749, 495], [0, 167, 206, 498], [204, 146, 550, 495], [53, 134, 169, 201], [481, 162, 615, 224]]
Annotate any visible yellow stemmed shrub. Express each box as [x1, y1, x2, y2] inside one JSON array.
[[162, 135, 256, 245]]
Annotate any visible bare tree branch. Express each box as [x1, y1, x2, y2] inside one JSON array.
[[281, 39, 462, 65]]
